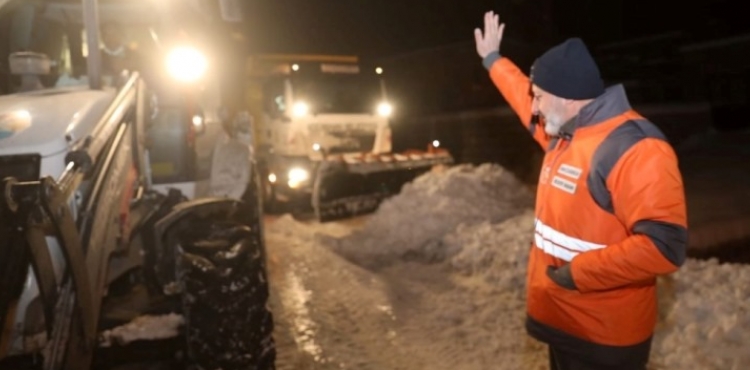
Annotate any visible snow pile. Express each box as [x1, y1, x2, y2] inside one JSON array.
[[437, 211, 750, 369], [327, 164, 534, 267], [651, 258, 750, 369], [444, 210, 534, 290], [99, 313, 184, 347]]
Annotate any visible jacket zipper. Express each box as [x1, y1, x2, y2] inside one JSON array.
[[541, 135, 572, 203], [535, 134, 572, 264]]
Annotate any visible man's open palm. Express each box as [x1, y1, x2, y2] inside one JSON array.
[[474, 11, 505, 59]]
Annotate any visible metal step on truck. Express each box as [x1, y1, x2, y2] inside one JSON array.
[[0, 0, 274, 369]]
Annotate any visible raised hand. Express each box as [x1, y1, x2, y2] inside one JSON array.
[[474, 11, 505, 59]]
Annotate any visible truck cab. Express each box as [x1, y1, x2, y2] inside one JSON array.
[[249, 55, 394, 210]]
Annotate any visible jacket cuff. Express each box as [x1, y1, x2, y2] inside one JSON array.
[[482, 51, 501, 70]]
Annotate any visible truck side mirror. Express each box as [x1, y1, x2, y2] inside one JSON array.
[[9, 51, 50, 92]]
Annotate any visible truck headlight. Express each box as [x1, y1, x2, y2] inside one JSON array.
[[192, 115, 205, 134], [292, 101, 309, 117], [287, 167, 309, 188], [377, 102, 393, 117], [166, 46, 207, 82]]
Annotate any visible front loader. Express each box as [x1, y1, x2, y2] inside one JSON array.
[[0, 0, 274, 369]]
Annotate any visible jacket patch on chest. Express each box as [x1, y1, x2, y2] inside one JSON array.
[[551, 175, 577, 194], [557, 164, 582, 179]]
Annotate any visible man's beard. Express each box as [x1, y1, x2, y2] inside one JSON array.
[[542, 113, 564, 136]]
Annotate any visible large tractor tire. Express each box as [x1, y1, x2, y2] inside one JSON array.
[[150, 183, 275, 369], [171, 208, 275, 370], [177, 215, 275, 370]]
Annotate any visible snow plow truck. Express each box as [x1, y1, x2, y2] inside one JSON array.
[[245, 54, 454, 222]]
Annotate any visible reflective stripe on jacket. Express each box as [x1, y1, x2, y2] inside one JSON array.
[[487, 56, 687, 354]]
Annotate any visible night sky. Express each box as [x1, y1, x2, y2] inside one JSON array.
[[241, 0, 746, 58]]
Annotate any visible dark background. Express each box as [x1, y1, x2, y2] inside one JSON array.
[[242, 0, 747, 57], [239, 0, 749, 118]]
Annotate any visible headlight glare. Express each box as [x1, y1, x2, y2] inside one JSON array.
[[287, 167, 309, 188], [166, 46, 207, 82], [377, 102, 393, 117], [292, 101, 309, 117]]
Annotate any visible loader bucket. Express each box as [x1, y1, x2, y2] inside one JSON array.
[[311, 149, 453, 222]]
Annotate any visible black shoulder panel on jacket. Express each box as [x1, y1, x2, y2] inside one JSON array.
[[587, 120, 667, 214]]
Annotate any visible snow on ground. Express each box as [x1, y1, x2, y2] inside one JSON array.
[[267, 163, 750, 370], [99, 313, 184, 347], [652, 259, 750, 369]]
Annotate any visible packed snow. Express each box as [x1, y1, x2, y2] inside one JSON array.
[[266, 163, 750, 370], [99, 313, 184, 347]]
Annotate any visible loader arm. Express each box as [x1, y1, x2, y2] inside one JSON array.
[[0, 72, 142, 370]]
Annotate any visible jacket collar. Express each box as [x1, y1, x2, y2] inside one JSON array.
[[558, 84, 632, 139]]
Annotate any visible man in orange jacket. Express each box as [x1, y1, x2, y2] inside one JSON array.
[[474, 11, 688, 370]]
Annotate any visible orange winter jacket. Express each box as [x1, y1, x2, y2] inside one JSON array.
[[486, 56, 687, 361]]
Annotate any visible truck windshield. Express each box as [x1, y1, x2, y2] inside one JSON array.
[[291, 71, 384, 114], [0, 1, 153, 94]]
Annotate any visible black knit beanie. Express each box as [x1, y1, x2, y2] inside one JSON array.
[[530, 37, 604, 100]]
